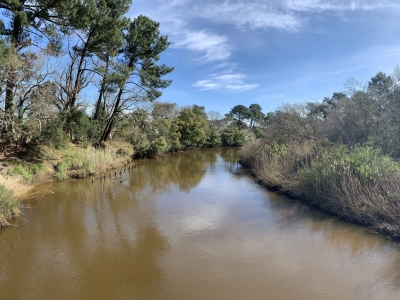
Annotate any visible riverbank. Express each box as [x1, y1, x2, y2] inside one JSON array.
[[0, 141, 136, 228], [240, 140, 400, 241]]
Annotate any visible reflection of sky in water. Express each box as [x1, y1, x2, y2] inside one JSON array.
[[1, 148, 400, 299], [154, 150, 400, 300]]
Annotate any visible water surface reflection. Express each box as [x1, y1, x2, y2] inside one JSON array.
[[1, 148, 400, 299]]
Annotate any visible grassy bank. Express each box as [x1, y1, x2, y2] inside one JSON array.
[[0, 183, 20, 228], [0, 141, 135, 227], [241, 140, 400, 240]]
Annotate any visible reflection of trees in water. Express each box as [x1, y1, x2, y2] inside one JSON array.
[[266, 196, 389, 254], [0, 177, 170, 299], [219, 147, 242, 173], [262, 194, 400, 295], [219, 147, 241, 164], [129, 148, 219, 194]]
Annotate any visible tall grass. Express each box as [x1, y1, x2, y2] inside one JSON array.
[[241, 140, 400, 237], [54, 143, 134, 181], [6, 163, 44, 183], [0, 183, 20, 228]]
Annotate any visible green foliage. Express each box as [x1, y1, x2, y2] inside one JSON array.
[[206, 127, 221, 146], [149, 137, 169, 154], [116, 144, 134, 157], [260, 141, 287, 158], [220, 127, 245, 146], [300, 144, 398, 182], [229, 105, 249, 124], [63, 107, 99, 145], [169, 121, 181, 151], [348, 145, 397, 180], [0, 183, 19, 226], [54, 161, 69, 181], [6, 163, 43, 183], [0, 183, 15, 211], [248, 103, 264, 127], [253, 128, 265, 139], [7, 164, 31, 182], [41, 119, 68, 149], [173, 108, 209, 148], [54, 152, 94, 181], [132, 133, 151, 153]]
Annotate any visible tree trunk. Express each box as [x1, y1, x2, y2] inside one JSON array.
[[94, 57, 109, 120], [69, 32, 93, 109], [101, 88, 123, 142]]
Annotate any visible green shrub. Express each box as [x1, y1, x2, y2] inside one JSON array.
[[253, 128, 265, 139], [54, 160, 68, 181], [348, 145, 397, 180], [41, 121, 68, 149], [64, 107, 99, 144], [116, 144, 134, 157], [149, 137, 169, 154], [0, 183, 19, 227], [220, 127, 245, 146], [54, 152, 94, 181], [206, 127, 221, 146], [173, 108, 209, 148], [300, 144, 398, 182]]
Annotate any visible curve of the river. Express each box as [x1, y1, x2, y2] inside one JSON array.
[[1, 148, 400, 299]]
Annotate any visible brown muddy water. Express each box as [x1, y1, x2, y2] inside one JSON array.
[[1, 148, 400, 299]]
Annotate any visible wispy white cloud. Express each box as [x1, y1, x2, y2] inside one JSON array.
[[174, 30, 232, 63], [193, 72, 259, 91], [320, 66, 366, 75], [283, 0, 400, 12], [226, 84, 260, 91], [198, 2, 302, 31], [193, 80, 222, 90], [212, 62, 238, 71], [129, 0, 400, 65]]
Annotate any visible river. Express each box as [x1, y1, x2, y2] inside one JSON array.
[[1, 148, 400, 299]]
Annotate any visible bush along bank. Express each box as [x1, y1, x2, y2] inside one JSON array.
[[240, 139, 400, 240], [0, 183, 20, 228]]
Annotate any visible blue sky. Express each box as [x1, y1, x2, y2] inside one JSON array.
[[127, 0, 400, 115]]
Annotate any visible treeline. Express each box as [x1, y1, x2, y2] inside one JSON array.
[[0, 1, 269, 155], [241, 67, 400, 239], [96, 102, 251, 155], [0, 1, 173, 148]]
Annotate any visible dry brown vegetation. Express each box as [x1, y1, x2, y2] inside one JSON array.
[[241, 140, 400, 239]]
